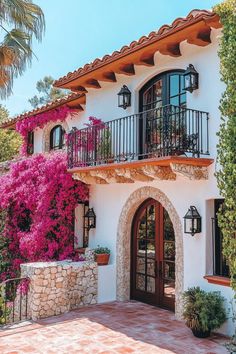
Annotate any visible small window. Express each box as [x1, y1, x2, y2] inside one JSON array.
[[212, 199, 229, 277], [27, 131, 34, 155], [50, 125, 65, 151]]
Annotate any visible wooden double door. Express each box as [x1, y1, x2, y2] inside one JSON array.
[[131, 198, 175, 311]]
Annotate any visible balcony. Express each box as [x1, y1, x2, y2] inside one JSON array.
[[67, 105, 213, 184]]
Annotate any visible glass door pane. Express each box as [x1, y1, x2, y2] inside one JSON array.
[[163, 209, 175, 302], [135, 202, 157, 294]]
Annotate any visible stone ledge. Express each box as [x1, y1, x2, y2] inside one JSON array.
[[20, 260, 98, 320]]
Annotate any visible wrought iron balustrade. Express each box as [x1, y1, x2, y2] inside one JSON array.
[[67, 105, 209, 169], [0, 277, 31, 326]]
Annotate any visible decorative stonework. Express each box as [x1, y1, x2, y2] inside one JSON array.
[[170, 163, 208, 180], [42, 120, 69, 153], [72, 163, 208, 184], [73, 172, 108, 184], [141, 165, 176, 180], [116, 186, 184, 319], [21, 260, 97, 320]]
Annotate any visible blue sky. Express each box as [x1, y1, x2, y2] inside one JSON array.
[[1, 0, 219, 116]]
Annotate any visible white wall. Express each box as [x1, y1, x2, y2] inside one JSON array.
[[31, 28, 234, 335]]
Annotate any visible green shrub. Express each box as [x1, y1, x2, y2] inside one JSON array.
[[94, 246, 110, 254], [183, 287, 226, 332]]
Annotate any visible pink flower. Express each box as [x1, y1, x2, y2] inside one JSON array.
[[0, 152, 88, 278]]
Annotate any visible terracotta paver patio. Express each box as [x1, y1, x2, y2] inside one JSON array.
[[0, 301, 228, 354]]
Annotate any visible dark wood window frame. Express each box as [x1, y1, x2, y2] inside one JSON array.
[[205, 199, 230, 286], [27, 131, 34, 155], [50, 125, 65, 151], [139, 69, 186, 112]]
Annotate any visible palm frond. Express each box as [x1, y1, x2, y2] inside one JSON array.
[[0, 0, 45, 40], [0, 0, 45, 99], [0, 28, 32, 98]]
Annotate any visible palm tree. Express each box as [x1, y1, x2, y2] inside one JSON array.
[[0, 0, 45, 98]]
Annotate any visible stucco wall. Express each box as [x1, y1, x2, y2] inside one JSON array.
[[33, 29, 223, 162], [30, 28, 234, 335]]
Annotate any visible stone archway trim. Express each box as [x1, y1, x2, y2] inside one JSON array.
[[116, 186, 184, 319]]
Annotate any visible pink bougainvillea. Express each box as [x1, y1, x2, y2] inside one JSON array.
[[16, 106, 76, 155], [0, 152, 88, 281]]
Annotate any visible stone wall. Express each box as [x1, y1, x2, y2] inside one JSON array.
[[21, 260, 97, 320]]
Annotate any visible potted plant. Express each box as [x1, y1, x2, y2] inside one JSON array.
[[97, 128, 114, 163], [94, 246, 110, 266], [182, 287, 226, 338]]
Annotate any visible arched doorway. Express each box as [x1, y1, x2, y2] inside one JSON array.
[[131, 198, 175, 311], [116, 187, 183, 319]]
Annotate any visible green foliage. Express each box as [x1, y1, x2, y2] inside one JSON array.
[[0, 0, 45, 98], [182, 287, 226, 332], [225, 299, 236, 353], [28, 76, 68, 108], [94, 246, 111, 254], [97, 129, 112, 159], [213, 0, 236, 291], [0, 105, 22, 162], [0, 292, 10, 325], [0, 210, 11, 278]]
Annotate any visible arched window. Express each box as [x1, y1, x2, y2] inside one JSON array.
[[139, 70, 186, 112], [50, 125, 65, 150], [139, 71, 187, 157]]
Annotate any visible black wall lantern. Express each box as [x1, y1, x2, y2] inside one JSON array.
[[183, 206, 201, 236], [84, 208, 96, 230], [184, 64, 199, 93], [117, 85, 131, 109]]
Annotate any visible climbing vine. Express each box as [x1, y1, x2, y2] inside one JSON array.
[[0, 152, 88, 281], [16, 106, 76, 155], [214, 0, 236, 290]]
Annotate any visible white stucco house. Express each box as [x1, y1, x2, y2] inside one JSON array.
[[3, 9, 234, 335]]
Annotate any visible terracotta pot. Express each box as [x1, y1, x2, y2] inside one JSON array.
[[107, 158, 115, 164], [95, 253, 110, 266], [191, 329, 211, 338]]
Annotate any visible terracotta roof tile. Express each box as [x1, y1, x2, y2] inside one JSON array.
[[1, 92, 84, 129], [54, 9, 220, 87]]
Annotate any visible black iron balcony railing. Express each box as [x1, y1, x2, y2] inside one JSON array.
[[67, 105, 209, 169]]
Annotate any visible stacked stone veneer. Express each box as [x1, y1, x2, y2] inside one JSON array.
[[20, 260, 97, 320]]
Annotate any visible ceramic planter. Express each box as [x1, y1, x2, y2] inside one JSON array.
[[95, 253, 110, 266], [191, 329, 211, 338]]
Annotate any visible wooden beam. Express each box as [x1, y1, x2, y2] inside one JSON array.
[[67, 104, 84, 111], [158, 43, 181, 57], [136, 53, 155, 66], [84, 79, 101, 89], [96, 71, 117, 82], [187, 26, 211, 47], [116, 63, 135, 76], [71, 86, 88, 93], [204, 15, 222, 29]]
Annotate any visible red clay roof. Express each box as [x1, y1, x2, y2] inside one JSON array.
[[1, 92, 85, 129], [54, 9, 221, 88]]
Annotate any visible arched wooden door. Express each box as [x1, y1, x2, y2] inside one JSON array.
[[131, 198, 175, 311]]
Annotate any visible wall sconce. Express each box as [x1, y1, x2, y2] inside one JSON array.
[[84, 208, 96, 230], [117, 85, 131, 109], [184, 64, 199, 93], [183, 206, 201, 236]]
